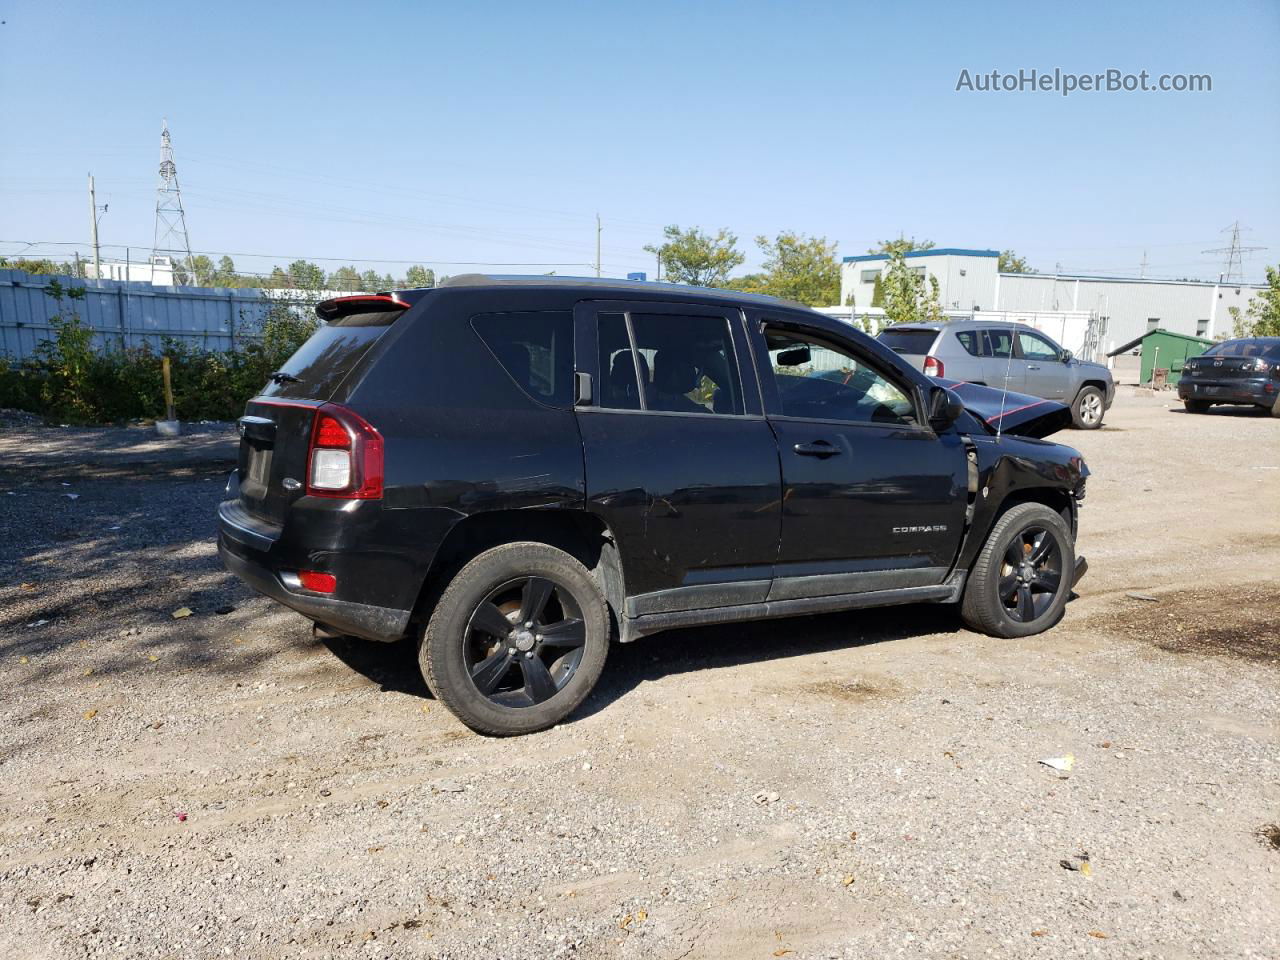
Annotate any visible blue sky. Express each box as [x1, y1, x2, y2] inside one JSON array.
[[2, 0, 1277, 282]]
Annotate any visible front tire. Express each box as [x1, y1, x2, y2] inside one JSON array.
[[420, 542, 610, 736], [1184, 399, 1211, 414], [961, 503, 1075, 638], [1071, 385, 1105, 429]]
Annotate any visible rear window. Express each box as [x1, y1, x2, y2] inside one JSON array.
[[472, 310, 574, 407], [260, 309, 402, 400], [1203, 339, 1280, 359], [877, 328, 938, 355]]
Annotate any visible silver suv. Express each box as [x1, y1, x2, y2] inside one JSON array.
[[878, 319, 1115, 429]]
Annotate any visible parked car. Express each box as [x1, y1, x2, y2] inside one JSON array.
[[1178, 337, 1280, 416], [218, 277, 1090, 735], [877, 319, 1115, 429]]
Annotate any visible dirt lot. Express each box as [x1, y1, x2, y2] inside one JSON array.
[[2, 393, 1277, 960]]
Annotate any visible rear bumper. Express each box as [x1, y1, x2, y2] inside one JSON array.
[[218, 533, 412, 643], [1178, 378, 1274, 404]]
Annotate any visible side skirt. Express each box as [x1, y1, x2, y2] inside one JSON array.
[[618, 571, 967, 643]]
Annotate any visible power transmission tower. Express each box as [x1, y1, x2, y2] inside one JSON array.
[[151, 119, 195, 284], [1203, 221, 1265, 284]]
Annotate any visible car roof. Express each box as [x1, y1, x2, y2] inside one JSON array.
[[882, 318, 1039, 331], [412, 273, 815, 312]]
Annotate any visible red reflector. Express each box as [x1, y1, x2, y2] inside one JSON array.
[[298, 571, 337, 593], [924, 355, 945, 377], [314, 415, 351, 448]]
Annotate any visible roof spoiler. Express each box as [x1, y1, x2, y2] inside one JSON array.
[[315, 294, 412, 322]]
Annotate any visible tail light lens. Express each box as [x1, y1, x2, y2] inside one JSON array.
[[923, 355, 945, 378], [297, 571, 337, 593], [306, 403, 383, 499]]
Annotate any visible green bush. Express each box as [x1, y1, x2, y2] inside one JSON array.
[[0, 287, 318, 424]]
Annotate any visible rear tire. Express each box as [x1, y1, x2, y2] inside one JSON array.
[[420, 542, 609, 736], [1184, 399, 1211, 414], [961, 502, 1075, 639], [1071, 386, 1105, 429], [1270, 395, 1280, 418]]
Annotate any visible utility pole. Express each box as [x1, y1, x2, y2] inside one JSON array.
[[595, 213, 601, 278], [88, 173, 102, 279]]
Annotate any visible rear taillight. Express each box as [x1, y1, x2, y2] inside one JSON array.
[[306, 403, 383, 499], [923, 355, 945, 378]]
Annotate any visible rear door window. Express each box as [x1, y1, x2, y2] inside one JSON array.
[[472, 310, 574, 407], [599, 312, 743, 415], [878, 328, 938, 355], [986, 328, 1014, 358]]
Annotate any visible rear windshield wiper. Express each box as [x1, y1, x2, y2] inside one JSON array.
[[268, 371, 300, 384]]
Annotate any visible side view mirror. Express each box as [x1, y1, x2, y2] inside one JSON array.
[[1060, 349, 1073, 363], [928, 386, 964, 430], [776, 345, 812, 367]]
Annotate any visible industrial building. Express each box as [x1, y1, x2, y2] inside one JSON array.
[[837, 248, 1269, 362]]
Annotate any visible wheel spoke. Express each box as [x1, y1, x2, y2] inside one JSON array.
[[520, 654, 559, 703], [471, 601, 514, 639], [1017, 584, 1035, 621], [998, 573, 1019, 602], [1029, 532, 1054, 564], [539, 618, 585, 648], [1004, 541, 1023, 566], [1032, 569, 1061, 592], [470, 649, 514, 694], [519, 577, 555, 625]]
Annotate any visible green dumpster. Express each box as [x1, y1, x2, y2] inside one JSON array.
[[1106, 329, 1215, 386]]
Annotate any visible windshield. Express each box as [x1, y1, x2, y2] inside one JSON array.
[[1202, 338, 1280, 359]]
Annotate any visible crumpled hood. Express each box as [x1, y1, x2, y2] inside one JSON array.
[[934, 379, 1074, 439]]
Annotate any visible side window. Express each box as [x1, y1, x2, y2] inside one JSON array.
[[472, 310, 574, 406], [626, 313, 743, 415], [986, 328, 1014, 359], [1018, 331, 1059, 361], [955, 330, 985, 356], [765, 327, 916, 426], [598, 313, 643, 410]]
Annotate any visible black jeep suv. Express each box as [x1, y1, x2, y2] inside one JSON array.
[[219, 276, 1089, 735]]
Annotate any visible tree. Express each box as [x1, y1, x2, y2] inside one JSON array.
[[869, 235, 934, 257], [644, 225, 744, 288], [870, 272, 885, 308], [189, 255, 215, 286], [880, 251, 945, 327], [285, 260, 326, 290], [328, 266, 362, 291], [998, 250, 1035, 274], [405, 265, 436, 288], [360, 269, 391, 292], [744, 232, 840, 306], [0, 257, 75, 276], [1228, 264, 1280, 337]]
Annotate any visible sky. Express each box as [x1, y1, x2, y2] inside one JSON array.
[[1, 0, 1278, 283]]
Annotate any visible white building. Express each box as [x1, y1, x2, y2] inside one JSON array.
[[839, 248, 1269, 358], [84, 256, 176, 285]]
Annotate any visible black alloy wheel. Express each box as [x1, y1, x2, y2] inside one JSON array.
[[464, 576, 587, 708], [997, 525, 1063, 623]]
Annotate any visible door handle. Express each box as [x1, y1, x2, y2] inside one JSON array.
[[1026, 364, 1041, 370], [793, 440, 840, 458]]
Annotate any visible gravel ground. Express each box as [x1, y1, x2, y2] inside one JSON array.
[[1, 394, 1277, 960]]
